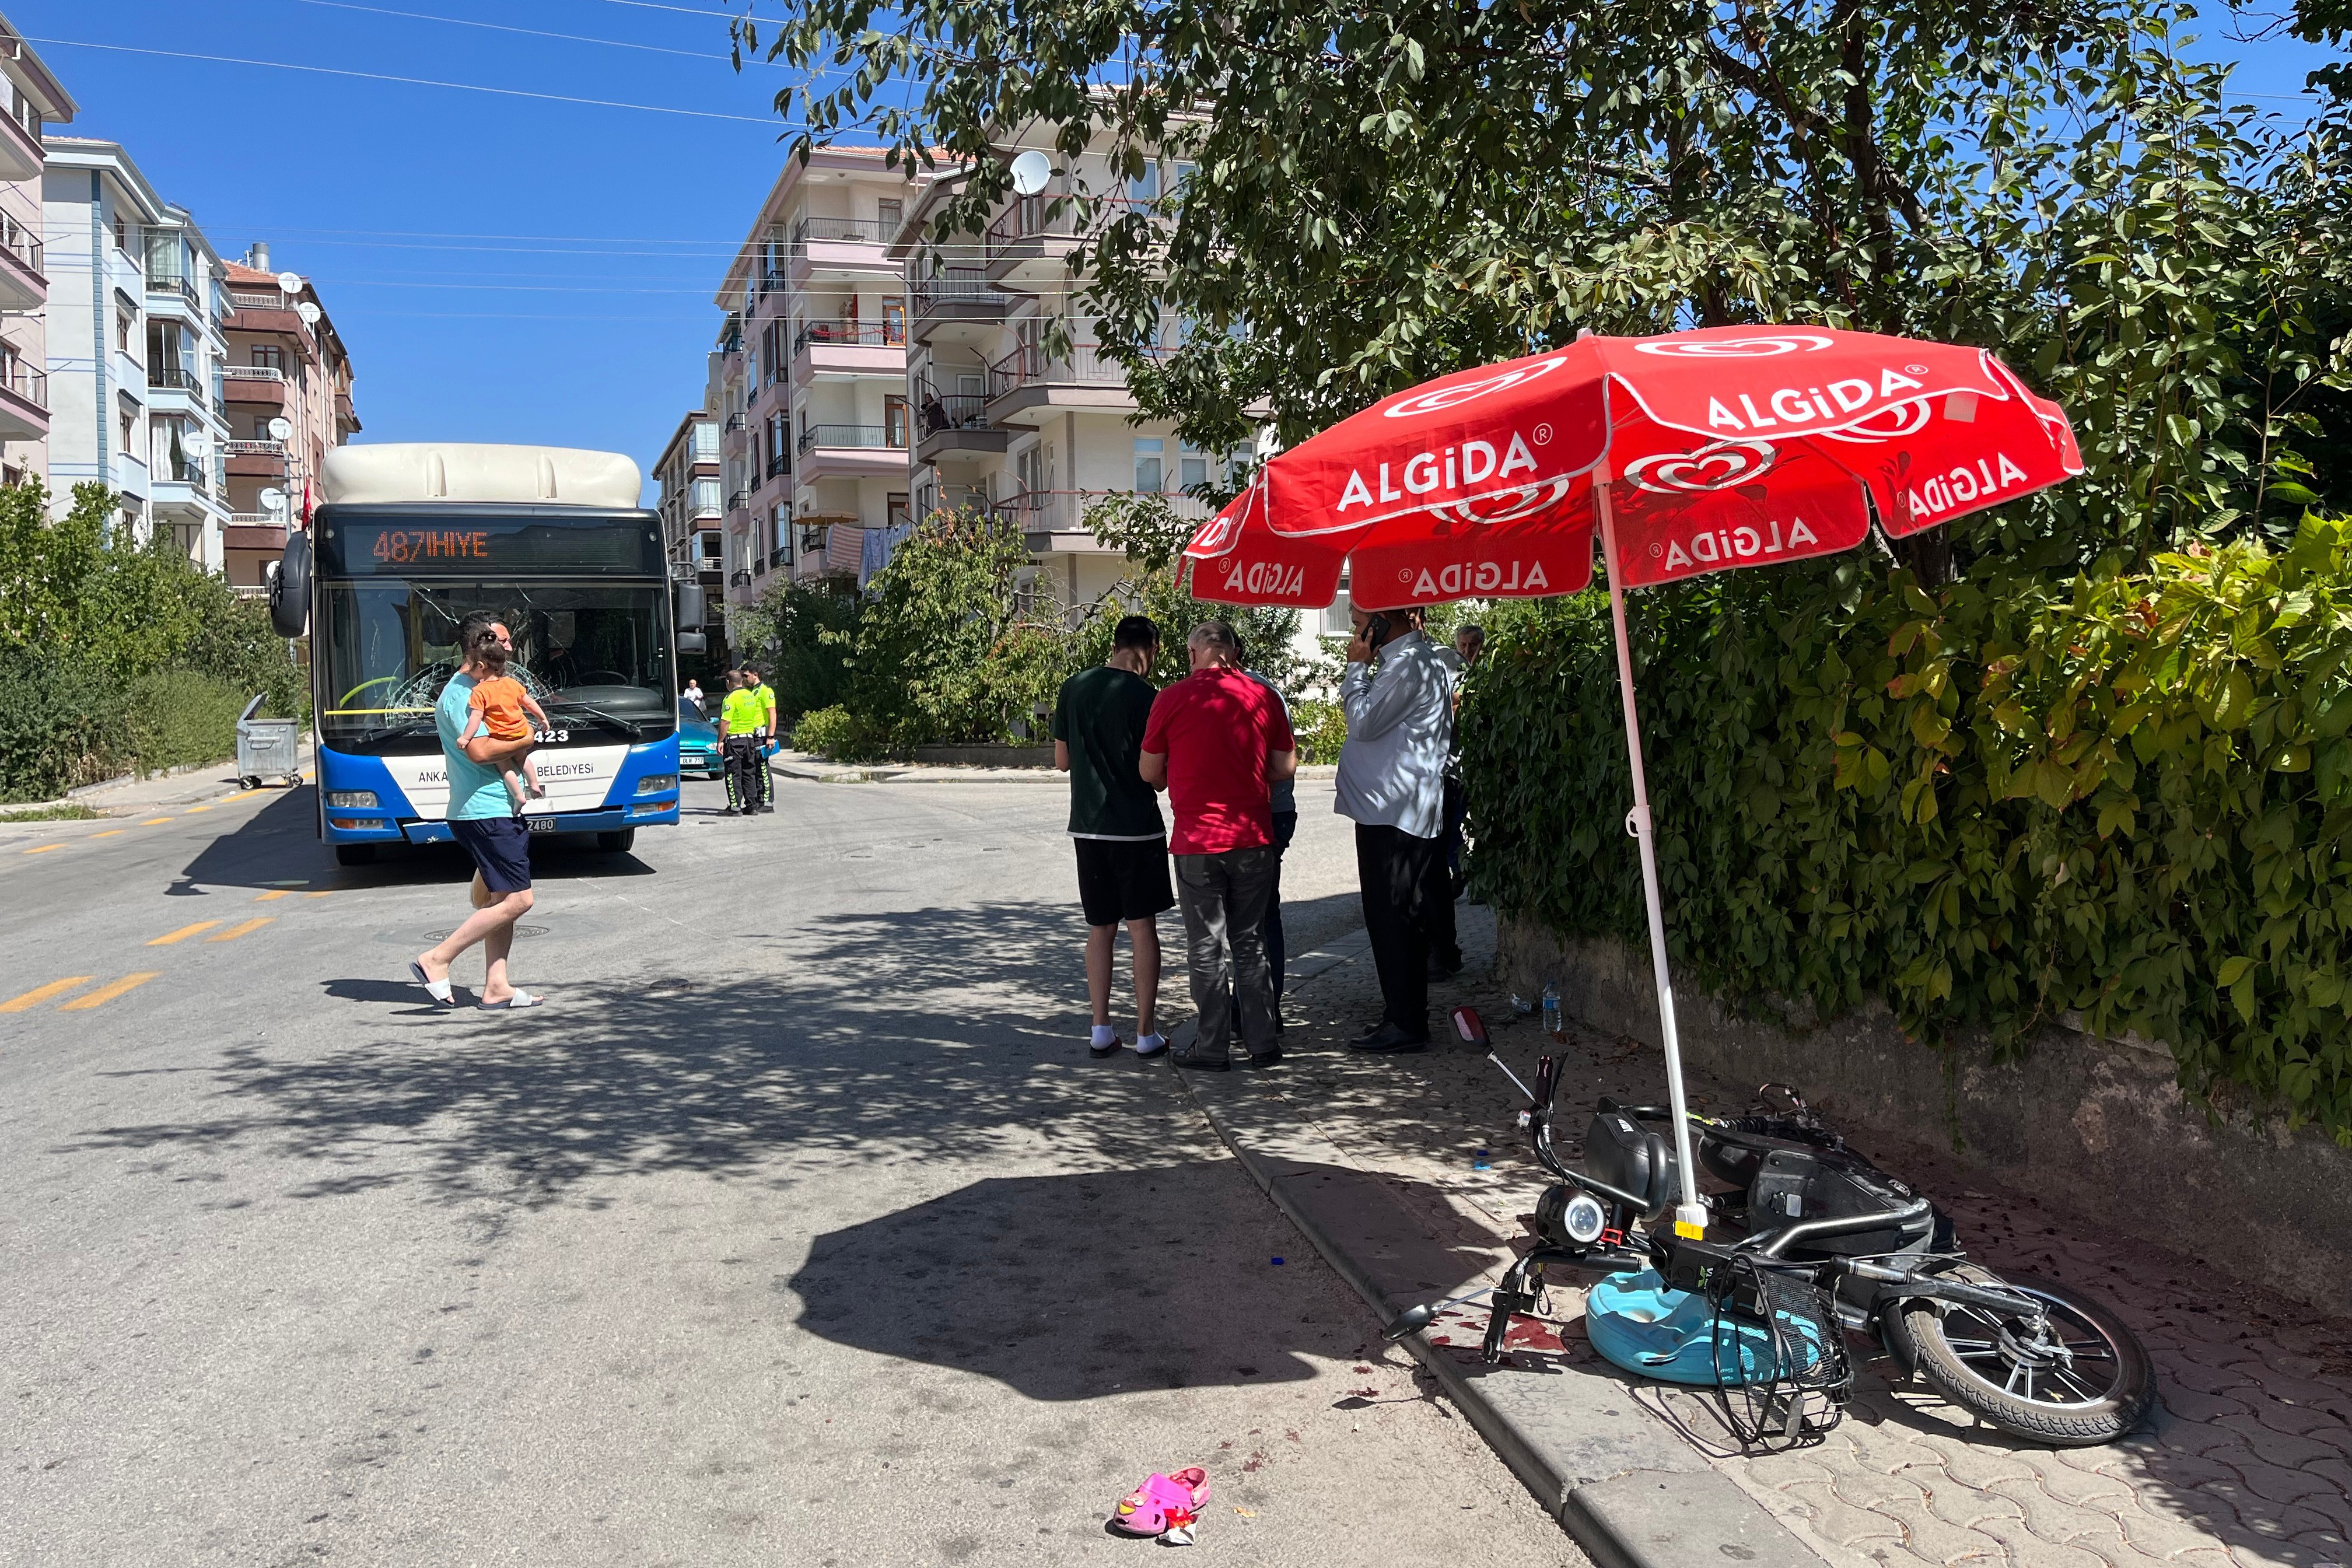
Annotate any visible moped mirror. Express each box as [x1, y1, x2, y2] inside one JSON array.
[[1381, 1303, 1436, 1342], [1451, 1006, 1489, 1046]]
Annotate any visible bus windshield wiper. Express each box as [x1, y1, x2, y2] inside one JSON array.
[[545, 699, 648, 739]]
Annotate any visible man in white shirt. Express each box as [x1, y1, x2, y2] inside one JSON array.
[[1334, 605, 1452, 1052]]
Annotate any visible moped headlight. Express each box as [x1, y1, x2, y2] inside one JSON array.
[[1538, 1185, 1610, 1247]]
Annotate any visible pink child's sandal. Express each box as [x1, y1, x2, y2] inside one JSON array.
[[1111, 1467, 1211, 1536]]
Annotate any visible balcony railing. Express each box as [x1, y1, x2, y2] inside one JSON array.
[[224, 439, 285, 456], [0, 355, 46, 410], [227, 290, 284, 310], [727, 487, 752, 512], [792, 215, 890, 246], [0, 212, 40, 276], [986, 342, 1136, 400], [148, 366, 204, 393], [220, 364, 286, 383], [912, 270, 1002, 314], [158, 459, 209, 494], [724, 411, 747, 432], [768, 546, 789, 570], [985, 196, 1087, 261], [995, 487, 1213, 536], [793, 319, 907, 355], [147, 273, 202, 309], [766, 451, 792, 480], [229, 513, 284, 526], [796, 423, 908, 455], [918, 391, 994, 438]]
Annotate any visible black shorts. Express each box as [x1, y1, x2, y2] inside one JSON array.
[[1073, 836, 1174, 927], [450, 814, 533, 894]]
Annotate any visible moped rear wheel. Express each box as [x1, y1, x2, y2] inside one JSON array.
[[1889, 1266, 2154, 1447]]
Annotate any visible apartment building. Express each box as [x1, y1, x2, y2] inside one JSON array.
[[219, 242, 360, 587], [654, 406, 723, 586], [142, 206, 235, 569], [41, 139, 170, 542], [887, 136, 1223, 619], [710, 148, 921, 609], [0, 17, 74, 490]]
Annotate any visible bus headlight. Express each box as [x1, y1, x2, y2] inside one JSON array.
[[635, 774, 678, 794], [327, 791, 379, 808]]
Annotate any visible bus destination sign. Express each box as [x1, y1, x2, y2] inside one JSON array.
[[318, 512, 663, 578]]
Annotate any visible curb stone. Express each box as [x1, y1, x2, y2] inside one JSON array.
[[1161, 1003, 1828, 1568]]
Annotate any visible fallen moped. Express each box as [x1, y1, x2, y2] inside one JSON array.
[[1386, 1010, 2157, 1449]]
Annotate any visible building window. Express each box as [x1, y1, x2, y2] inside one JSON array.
[[1133, 438, 1164, 493], [252, 345, 284, 372], [692, 477, 721, 515], [884, 395, 909, 449], [881, 295, 906, 345], [117, 311, 135, 354], [877, 197, 902, 232], [1126, 164, 1160, 204], [1321, 574, 1354, 637], [114, 214, 128, 253], [691, 420, 719, 460], [1179, 443, 1211, 492], [119, 405, 136, 452], [887, 492, 911, 529]]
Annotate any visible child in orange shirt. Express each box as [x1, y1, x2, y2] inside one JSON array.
[[458, 661, 551, 811]]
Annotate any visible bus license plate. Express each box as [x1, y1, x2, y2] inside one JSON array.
[[527, 817, 557, 833]]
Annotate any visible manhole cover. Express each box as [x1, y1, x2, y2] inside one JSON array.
[[423, 925, 549, 941]]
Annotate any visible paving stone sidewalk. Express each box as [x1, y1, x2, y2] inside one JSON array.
[[1187, 900, 2352, 1568]]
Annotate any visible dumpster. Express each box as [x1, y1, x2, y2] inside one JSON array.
[[235, 694, 302, 789]]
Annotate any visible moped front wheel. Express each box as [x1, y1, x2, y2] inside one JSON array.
[[1887, 1266, 2154, 1447]]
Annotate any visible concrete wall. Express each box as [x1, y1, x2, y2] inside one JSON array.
[[1496, 915, 2352, 1318]]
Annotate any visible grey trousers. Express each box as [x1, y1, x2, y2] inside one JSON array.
[[1174, 843, 1279, 1062]]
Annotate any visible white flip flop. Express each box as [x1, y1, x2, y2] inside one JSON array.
[[407, 960, 455, 1006], [478, 991, 544, 1011]]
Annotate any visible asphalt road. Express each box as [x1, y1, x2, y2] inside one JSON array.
[[1, 771, 1578, 1566]]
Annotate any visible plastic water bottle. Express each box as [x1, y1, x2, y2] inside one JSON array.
[[1542, 984, 1562, 1041]]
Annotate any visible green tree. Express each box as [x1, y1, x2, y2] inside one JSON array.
[[728, 572, 862, 725], [1076, 492, 1313, 691]]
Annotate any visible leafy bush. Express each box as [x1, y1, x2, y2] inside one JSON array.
[[791, 704, 878, 762], [729, 574, 860, 726], [1461, 517, 2352, 1142], [1290, 699, 1348, 764], [0, 652, 135, 800], [125, 670, 254, 775]]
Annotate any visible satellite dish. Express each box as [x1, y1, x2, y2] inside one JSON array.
[[1008, 149, 1052, 197], [259, 487, 286, 513], [297, 302, 321, 327], [268, 416, 293, 441], [182, 429, 211, 457], [275, 270, 303, 295]]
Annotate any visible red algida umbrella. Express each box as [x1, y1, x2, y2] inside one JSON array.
[[1186, 324, 2083, 1237]]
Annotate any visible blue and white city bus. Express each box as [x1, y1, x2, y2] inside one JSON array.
[[268, 444, 706, 866]]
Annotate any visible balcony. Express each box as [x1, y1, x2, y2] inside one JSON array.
[[768, 545, 790, 571], [220, 364, 289, 408], [0, 212, 42, 312], [0, 352, 47, 440], [151, 456, 212, 503], [790, 215, 894, 279], [225, 517, 289, 551], [727, 486, 752, 513], [0, 84, 40, 181], [997, 488, 1212, 550], [223, 438, 288, 477], [984, 197, 1088, 288], [148, 365, 205, 397], [765, 450, 792, 481], [792, 318, 908, 380], [146, 272, 203, 317], [984, 342, 1139, 424], [909, 270, 1006, 344], [225, 290, 309, 338], [794, 422, 909, 481], [915, 391, 1008, 464]]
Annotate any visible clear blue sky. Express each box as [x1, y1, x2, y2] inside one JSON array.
[[12, 2, 2334, 504]]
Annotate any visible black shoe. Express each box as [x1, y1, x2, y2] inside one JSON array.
[[758, 803, 775, 814], [1349, 1023, 1429, 1054], [1249, 1046, 1284, 1068], [720, 806, 741, 817], [1171, 1050, 1231, 1072], [1088, 1034, 1122, 1059]]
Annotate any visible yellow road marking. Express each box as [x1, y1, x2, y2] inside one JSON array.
[[306, 890, 334, 899], [254, 889, 292, 901], [141, 817, 173, 826], [1, 977, 93, 1012], [207, 917, 275, 942], [184, 806, 212, 814], [91, 829, 127, 839], [22, 844, 66, 855], [148, 921, 222, 946], [60, 972, 160, 1011], [226, 789, 262, 801]]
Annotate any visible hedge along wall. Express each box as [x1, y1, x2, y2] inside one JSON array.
[[1458, 516, 2352, 1144]]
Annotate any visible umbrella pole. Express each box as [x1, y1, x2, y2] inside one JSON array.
[[1594, 466, 1710, 1242]]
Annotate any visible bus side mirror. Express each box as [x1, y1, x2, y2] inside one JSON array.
[[674, 582, 706, 632], [269, 533, 310, 638], [677, 632, 708, 654]]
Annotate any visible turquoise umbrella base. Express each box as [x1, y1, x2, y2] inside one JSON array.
[[1584, 1269, 1829, 1387]]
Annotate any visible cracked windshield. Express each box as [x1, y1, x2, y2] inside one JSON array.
[[321, 580, 674, 752]]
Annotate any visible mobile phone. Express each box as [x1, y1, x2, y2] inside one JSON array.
[[1364, 613, 1391, 650]]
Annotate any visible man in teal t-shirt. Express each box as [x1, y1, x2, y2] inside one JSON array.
[[409, 611, 543, 1010]]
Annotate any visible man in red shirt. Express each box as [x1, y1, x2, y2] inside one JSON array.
[[1139, 620, 1298, 1070]]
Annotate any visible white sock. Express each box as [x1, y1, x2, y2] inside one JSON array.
[[1133, 1031, 1166, 1055], [1091, 1025, 1118, 1048]]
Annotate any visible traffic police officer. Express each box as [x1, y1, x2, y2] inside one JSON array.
[[744, 664, 779, 814], [717, 671, 765, 817]]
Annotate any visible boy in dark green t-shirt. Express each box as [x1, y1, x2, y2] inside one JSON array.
[[1052, 614, 1172, 1058]]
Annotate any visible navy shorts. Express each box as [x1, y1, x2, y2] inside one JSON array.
[[450, 815, 533, 894]]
